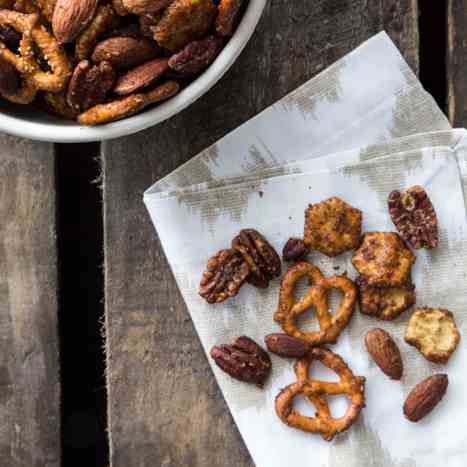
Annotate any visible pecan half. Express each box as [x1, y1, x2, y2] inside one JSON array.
[[265, 333, 308, 358], [199, 249, 250, 304], [168, 35, 223, 75], [232, 229, 281, 288], [153, 0, 216, 51], [210, 336, 271, 387], [92, 36, 159, 69], [282, 237, 308, 262], [388, 186, 439, 249], [0, 55, 19, 96], [114, 57, 169, 95], [67, 60, 116, 111]]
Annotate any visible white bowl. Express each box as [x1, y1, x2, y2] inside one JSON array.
[[0, 0, 267, 143]]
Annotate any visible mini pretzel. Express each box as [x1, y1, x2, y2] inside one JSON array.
[[0, 9, 71, 94], [275, 347, 365, 441], [78, 80, 179, 125], [274, 262, 357, 346]]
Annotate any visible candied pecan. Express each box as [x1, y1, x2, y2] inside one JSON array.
[[92, 36, 159, 69], [114, 57, 169, 95], [122, 0, 172, 15], [168, 35, 223, 75], [210, 336, 271, 387], [388, 186, 439, 249], [75, 4, 119, 61], [215, 0, 244, 37], [67, 60, 116, 111], [153, 0, 216, 51], [0, 55, 20, 96], [232, 229, 281, 288], [282, 237, 308, 262], [199, 249, 249, 304]]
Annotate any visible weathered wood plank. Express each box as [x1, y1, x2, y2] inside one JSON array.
[[447, 0, 467, 126], [102, 2, 419, 466], [0, 135, 60, 466]]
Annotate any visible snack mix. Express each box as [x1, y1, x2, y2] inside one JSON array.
[[204, 188, 455, 439], [0, 0, 246, 124]]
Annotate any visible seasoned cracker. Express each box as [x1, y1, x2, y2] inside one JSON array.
[[352, 232, 415, 287], [304, 196, 362, 257], [405, 308, 460, 364], [357, 276, 415, 320]]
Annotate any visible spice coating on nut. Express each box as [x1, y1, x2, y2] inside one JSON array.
[[210, 336, 271, 387], [199, 249, 250, 303], [232, 228, 281, 288], [388, 186, 439, 249], [282, 237, 308, 262]]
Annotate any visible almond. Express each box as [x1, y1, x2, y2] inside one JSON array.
[[264, 334, 308, 358], [364, 328, 403, 380], [403, 374, 448, 422], [114, 58, 168, 95], [92, 37, 159, 69], [52, 0, 99, 44]]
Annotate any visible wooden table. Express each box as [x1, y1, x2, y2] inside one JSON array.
[[1, 1, 465, 465]]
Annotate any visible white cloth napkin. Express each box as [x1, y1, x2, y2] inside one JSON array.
[[144, 32, 467, 467]]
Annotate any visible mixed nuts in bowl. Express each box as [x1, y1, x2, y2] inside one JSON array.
[[0, 0, 266, 142]]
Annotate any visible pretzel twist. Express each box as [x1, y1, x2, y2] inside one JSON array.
[[275, 347, 365, 441], [274, 262, 357, 346], [0, 9, 71, 98]]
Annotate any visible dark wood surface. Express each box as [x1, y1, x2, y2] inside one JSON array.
[[0, 136, 60, 466], [101, 1, 420, 465], [448, 0, 467, 126]]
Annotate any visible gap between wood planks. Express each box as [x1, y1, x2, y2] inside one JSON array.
[[55, 143, 108, 466], [52, 2, 447, 466]]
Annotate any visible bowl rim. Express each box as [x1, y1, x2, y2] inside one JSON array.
[[0, 0, 267, 143]]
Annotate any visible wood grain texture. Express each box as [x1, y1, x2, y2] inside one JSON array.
[[102, 2, 419, 465], [0, 135, 60, 467], [448, 0, 467, 126]]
